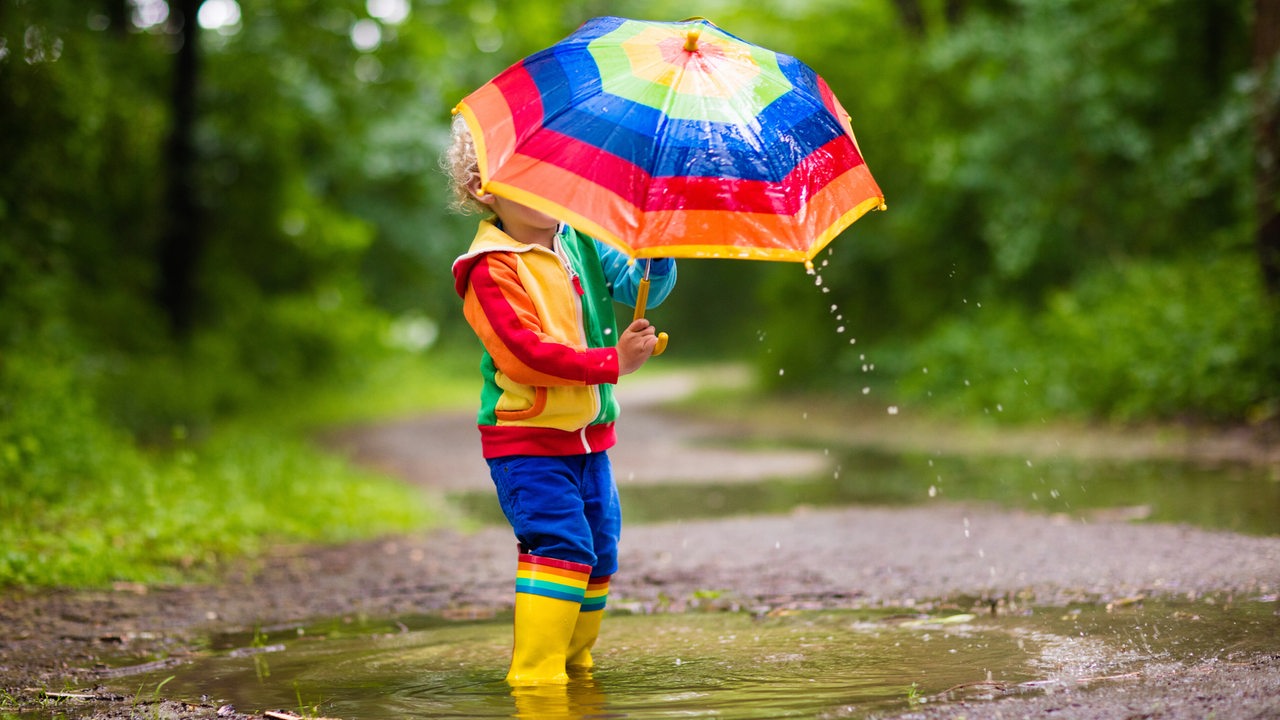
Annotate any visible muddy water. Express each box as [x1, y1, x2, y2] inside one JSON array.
[[104, 600, 1278, 719], [93, 448, 1279, 716]]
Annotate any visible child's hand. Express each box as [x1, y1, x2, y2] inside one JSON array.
[[617, 319, 658, 376]]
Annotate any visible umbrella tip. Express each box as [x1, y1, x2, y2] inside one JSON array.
[[684, 28, 701, 52]]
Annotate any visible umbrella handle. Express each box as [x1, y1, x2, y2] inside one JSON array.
[[632, 276, 669, 357]]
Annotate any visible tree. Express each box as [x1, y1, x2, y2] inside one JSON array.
[[156, 0, 206, 337], [1255, 0, 1280, 298]]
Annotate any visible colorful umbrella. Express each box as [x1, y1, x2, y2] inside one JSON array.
[[454, 16, 886, 352]]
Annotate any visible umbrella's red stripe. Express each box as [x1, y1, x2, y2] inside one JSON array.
[[495, 63, 546, 140], [513, 129, 648, 206], [816, 76, 843, 122], [497, 134, 866, 216], [486, 159, 882, 258], [644, 137, 865, 213], [459, 63, 546, 181], [461, 87, 518, 175], [628, 163, 884, 253]]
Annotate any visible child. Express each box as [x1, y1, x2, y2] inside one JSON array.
[[445, 115, 676, 685]]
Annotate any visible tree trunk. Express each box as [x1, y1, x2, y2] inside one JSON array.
[[105, 0, 129, 35], [156, 0, 205, 336], [1255, 0, 1280, 299], [892, 0, 925, 35]]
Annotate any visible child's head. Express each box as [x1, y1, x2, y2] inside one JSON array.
[[443, 114, 487, 215], [443, 112, 560, 236]]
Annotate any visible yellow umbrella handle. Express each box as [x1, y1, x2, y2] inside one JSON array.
[[632, 275, 669, 357]]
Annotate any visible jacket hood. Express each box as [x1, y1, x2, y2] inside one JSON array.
[[451, 220, 538, 298]]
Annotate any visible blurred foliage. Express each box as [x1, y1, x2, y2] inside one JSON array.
[[893, 250, 1280, 422], [0, 0, 1277, 584]]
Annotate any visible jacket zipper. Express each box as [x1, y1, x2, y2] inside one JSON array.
[[549, 238, 602, 431]]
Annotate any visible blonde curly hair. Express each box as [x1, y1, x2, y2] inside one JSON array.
[[442, 113, 488, 216]]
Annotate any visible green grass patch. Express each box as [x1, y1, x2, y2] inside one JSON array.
[[0, 340, 478, 588], [0, 431, 431, 587]]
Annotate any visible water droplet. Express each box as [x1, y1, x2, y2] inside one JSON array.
[[603, 327, 613, 335], [922, 367, 929, 374], [836, 326, 846, 333], [928, 486, 937, 497], [778, 368, 785, 376], [814, 275, 824, 286], [861, 387, 870, 395], [887, 406, 899, 415]]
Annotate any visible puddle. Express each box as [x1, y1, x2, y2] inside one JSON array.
[[102, 600, 1279, 719], [451, 449, 1280, 535]]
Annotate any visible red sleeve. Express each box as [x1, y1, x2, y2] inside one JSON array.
[[462, 253, 619, 386]]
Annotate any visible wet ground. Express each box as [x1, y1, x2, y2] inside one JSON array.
[[1, 370, 1278, 719]]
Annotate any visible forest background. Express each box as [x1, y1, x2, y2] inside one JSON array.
[[2, 0, 1278, 587]]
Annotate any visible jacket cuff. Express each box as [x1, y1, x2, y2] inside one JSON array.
[[647, 257, 675, 275], [583, 347, 620, 385]]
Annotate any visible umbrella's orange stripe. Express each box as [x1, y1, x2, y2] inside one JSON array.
[[456, 97, 507, 188], [485, 161, 882, 260], [505, 124, 869, 216], [643, 137, 867, 213], [456, 62, 544, 187], [628, 170, 884, 260], [512, 129, 647, 208]]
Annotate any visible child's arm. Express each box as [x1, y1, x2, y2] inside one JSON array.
[[596, 241, 677, 308], [462, 252, 622, 387]]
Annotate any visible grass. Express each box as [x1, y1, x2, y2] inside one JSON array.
[[0, 345, 478, 589]]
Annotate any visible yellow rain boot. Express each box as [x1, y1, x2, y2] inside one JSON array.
[[566, 575, 610, 671], [507, 554, 591, 686]]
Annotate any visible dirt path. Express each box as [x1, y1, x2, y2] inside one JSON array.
[[2, 371, 1278, 718]]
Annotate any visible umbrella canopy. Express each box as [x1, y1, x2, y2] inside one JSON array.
[[454, 16, 885, 270]]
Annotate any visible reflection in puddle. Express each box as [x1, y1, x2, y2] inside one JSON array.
[[103, 601, 1279, 719], [451, 449, 1280, 535]]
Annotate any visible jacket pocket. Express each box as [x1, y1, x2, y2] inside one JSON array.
[[495, 386, 548, 421]]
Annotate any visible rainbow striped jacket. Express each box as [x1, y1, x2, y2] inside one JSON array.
[[452, 220, 675, 458]]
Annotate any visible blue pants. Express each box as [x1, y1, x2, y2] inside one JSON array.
[[486, 453, 621, 576]]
